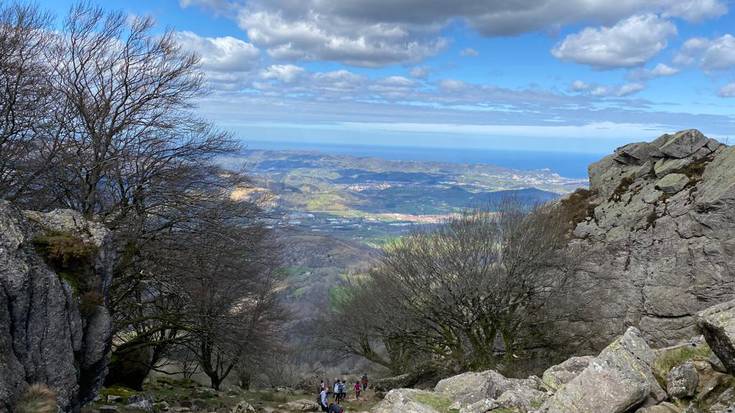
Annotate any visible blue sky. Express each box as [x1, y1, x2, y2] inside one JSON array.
[[41, 0, 735, 153]]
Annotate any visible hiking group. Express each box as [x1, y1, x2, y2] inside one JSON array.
[[318, 374, 369, 412]]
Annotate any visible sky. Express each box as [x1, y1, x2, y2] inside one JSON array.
[[40, 0, 735, 154]]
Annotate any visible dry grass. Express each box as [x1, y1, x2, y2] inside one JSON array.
[[16, 384, 58, 413]]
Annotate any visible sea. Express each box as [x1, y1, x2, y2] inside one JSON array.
[[243, 140, 604, 179]]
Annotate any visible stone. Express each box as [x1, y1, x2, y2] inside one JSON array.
[[667, 361, 699, 399], [371, 389, 446, 413], [636, 402, 682, 413], [654, 158, 691, 178], [458, 399, 497, 413], [373, 374, 412, 392], [434, 370, 542, 408], [231, 401, 256, 413], [697, 299, 735, 375], [280, 399, 320, 411], [495, 387, 548, 411], [542, 356, 594, 391], [543, 327, 665, 413], [539, 129, 735, 364], [105, 338, 154, 390], [655, 173, 690, 194], [659, 129, 709, 159], [0, 202, 114, 411], [99, 406, 120, 413]]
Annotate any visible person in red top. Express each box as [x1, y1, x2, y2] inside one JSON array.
[[354, 381, 362, 400]]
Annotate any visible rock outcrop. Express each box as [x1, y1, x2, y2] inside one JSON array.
[[0, 201, 114, 411], [371, 306, 735, 413], [549, 129, 735, 356]]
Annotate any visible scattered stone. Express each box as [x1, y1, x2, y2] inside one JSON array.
[[541, 356, 594, 391], [543, 327, 665, 413], [107, 395, 123, 403], [655, 173, 689, 194], [98, 406, 120, 413], [667, 361, 699, 399], [231, 401, 256, 413], [280, 399, 320, 411], [155, 401, 171, 411], [698, 299, 735, 375], [458, 398, 497, 413], [635, 402, 681, 413]]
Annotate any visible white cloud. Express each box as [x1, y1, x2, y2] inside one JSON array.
[[675, 34, 735, 71], [627, 63, 680, 81], [719, 83, 735, 97], [570, 80, 592, 91], [180, 0, 726, 67], [239, 8, 448, 67], [410, 66, 429, 78], [175, 31, 259, 72], [571, 80, 645, 97], [260, 64, 304, 82], [460, 48, 479, 57], [551, 14, 677, 69]]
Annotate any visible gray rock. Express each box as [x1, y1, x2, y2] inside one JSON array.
[[230, 401, 256, 413], [0, 202, 114, 412], [697, 300, 735, 375], [654, 158, 691, 178], [540, 129, 735, 363], [636, 402, 682, 413], [655, 173, 690, 194], [543, 327, 665, 413], [434, 370, 542, 408], [371, 389, 446, 413], [667, 361, 698, 399], [659, 129, 709, 158], [280, 399, 320, 412], [541, 356, 594, 391], [458, 399, 497, 413]]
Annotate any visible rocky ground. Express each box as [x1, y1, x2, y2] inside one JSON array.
[[82, 378, 380, 413], [371, 299, 735, 413]]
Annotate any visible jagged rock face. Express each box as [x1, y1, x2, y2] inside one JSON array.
[[549, 129, 735, 356], [0, 201, 114, 411]]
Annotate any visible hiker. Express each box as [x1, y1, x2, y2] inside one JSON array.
[[333, 379, 341, 402], [361, 374, 369, 391], [339, 378, 347, 402], [319, 380, 326, 393], [328, 402, 344, 413], [319, 388, 329, 412], [354, 380, 362, 400]]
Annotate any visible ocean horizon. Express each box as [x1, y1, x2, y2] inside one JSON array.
[[243, 140, 603, 179]]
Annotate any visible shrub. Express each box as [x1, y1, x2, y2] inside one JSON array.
[[16, 384, 58, 413], [32, 230, 98, 293], [558, 188, 597, 233], [609, 176, 634, 202]]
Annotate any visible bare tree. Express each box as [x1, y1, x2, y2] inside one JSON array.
[[0, 2, 60, 202], [326, 200, 579, 372]]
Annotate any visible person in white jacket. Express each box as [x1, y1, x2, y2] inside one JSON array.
[[320, 389, 329, 412]]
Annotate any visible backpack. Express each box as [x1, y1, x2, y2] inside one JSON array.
[[338, 383, 345, 393]]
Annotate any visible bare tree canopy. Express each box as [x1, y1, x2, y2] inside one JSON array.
[[0, 1, 286, 391], [325, 201, 580, 373]]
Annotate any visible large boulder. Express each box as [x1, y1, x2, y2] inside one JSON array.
[[541, 356, 593, 391], [541, 129, 735, 363], [371, 389, 449, 413], [543, 327, 665, 413], [434, 370, 542, 408], [0, 202, 114, 411], [697, 299, 735, 375]]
